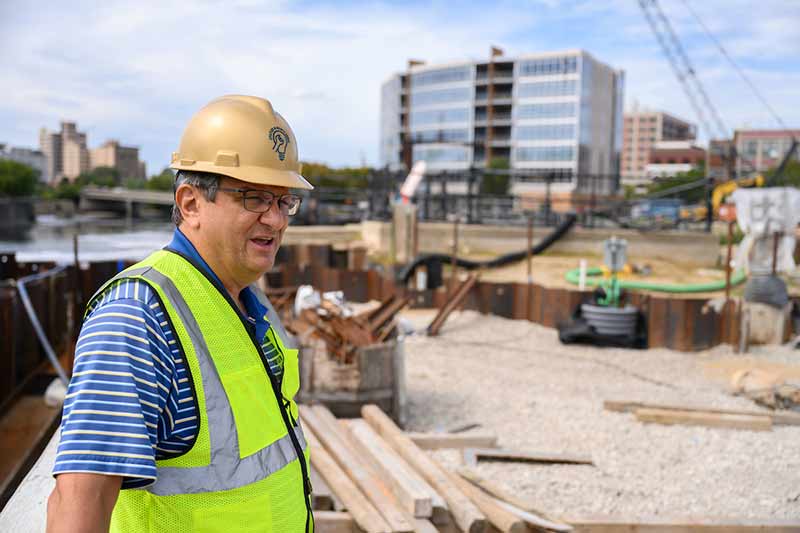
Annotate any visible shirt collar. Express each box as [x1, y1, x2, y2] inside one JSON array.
[[167, 228, 270, 336]]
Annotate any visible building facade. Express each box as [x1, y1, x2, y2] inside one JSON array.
[[0, 144, 48, 183], [380, 49, 624, 196], [91, 140, 146, 180], [621, 111, 695, 185], [733, 129, 800, 176], [645, 141, 705, 179], [39, 121, 90, 183]]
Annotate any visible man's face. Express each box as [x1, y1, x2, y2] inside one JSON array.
[[198, 177, 290, 288]]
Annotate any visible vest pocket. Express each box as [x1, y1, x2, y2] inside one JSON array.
[[192, 490, 273, 533], [224, 364, 287, 458]]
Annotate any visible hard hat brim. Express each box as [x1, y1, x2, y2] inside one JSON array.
[[170, 161, 314, 190]]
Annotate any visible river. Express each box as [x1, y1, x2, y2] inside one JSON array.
[[0, 214, 175, 264]]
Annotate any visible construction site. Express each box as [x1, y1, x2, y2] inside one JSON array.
[[1, 1, 800, 532]]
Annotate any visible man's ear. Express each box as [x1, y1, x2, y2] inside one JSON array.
[[175, 184, 201, 229]]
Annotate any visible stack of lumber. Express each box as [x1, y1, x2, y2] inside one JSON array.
[[300, 403, 572, 533], [287, 293, 410, 363]]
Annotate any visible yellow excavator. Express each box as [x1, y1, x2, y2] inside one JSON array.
[[680, 174, 765, 222]]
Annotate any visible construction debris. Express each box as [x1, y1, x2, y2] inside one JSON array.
[[463, 448, 594, 467], [730, 368, 800, 411], [603, 399, 800, 426], [427, 274, 478, 336], [407, 433, 498, 451]]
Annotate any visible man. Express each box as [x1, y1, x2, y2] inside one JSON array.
[[46, 95, 315, 532]]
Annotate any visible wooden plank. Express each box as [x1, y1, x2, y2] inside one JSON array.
[[567, 516, 800, 532], [314, 511, 359, 533], [0, 395, 61, 509], [407, 432, 498, 450], [305, 405, 414, 532], [300, 416, 392, 533], [603, 399, 800, 426], [464, 448, 593, 467], [445, 466, 527, 533], [343, 419, 434, 518], [635, 407, 772, 432], [310, 464, 335, 511], [361, 404, 487, 533], [428, 274, 478, 336], [457, 467, 572, 532]]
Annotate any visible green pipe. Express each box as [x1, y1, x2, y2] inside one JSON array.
[[565, 267, 747, 293]]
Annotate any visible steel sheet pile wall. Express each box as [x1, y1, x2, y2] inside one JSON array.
[[269, 244, 749, 352], [0, 254, 127, 415]]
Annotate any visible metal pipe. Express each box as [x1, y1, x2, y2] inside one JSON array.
[[14, 266, 71, 386]]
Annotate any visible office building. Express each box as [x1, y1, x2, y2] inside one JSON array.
[[39, 121, 90, 183], [645, 141, 705, 179], [733, 129, 800, 176], [621, 110, 696, 184], [91, 140, 146, 180], [380, 49, 624, 198], [0, 144, 48, 183]]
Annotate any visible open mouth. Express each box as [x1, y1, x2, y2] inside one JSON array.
[[251, 237, 276, 248]]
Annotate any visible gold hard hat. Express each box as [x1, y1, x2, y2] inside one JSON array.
[[170, 95, 313, 190]]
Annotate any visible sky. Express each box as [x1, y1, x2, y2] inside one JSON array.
[[1, 0, 799, 176]]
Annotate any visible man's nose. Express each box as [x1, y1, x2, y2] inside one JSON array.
[[259, 202, 288, 229]]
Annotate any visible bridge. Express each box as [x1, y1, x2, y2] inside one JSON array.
[[80, 187, 173, 218]]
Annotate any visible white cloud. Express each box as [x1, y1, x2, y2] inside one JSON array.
[[0, 0, 798, 173]]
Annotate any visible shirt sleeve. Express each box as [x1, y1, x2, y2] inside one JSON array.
[[53, 279, 176, 489]]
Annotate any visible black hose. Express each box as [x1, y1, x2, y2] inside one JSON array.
[[398, 213, 577, 283]]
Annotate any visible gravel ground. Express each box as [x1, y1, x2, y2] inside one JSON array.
[[399, 309, 800, 521]]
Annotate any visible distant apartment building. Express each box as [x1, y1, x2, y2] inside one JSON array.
[[733, 129, 800, 177], [645, 141, 705, 179], [0, 143, 47, 183], [91, 140, 146, 180], [380, 49, 624, 199], [39, 121, 90, 183], [621, 111, 696, 184]]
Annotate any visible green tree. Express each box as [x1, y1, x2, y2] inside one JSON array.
[[146, 168, 174, 191], [76, 166, 120, 188], [300, 161, 370, 189], [0, 159, 38, 197], [764, 159, 800, 187], [644, 162, 706, 203], [480, 157, 510, 195]]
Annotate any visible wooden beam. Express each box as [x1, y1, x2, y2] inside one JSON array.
[[457, 467, 572, 532], [407, 432, 498, 450], [463, 448, 594, 467], [310, 465, 335, 511], [361, 404, 487, 533], [603, 399, 800, 426], [343, 419, 434, 518], [427, 274, 478, 336], [634, 407, 772, 432], [445, 466, 527, 533], [300, 416, 392, 533], [566, 516, 800, 532], [314, 510, 359, 533], [305, 405, 414, 533]]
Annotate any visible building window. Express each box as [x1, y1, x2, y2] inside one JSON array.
[[517, 79, 577, 98], [410, 129, 470, 143], [413, 145, 469, 163], [411, 67, 471, 88], [514, 124, 575, 140], [518, 56, 578, 77], [516, 102, 576, 119], [515, 146, 575, 161], [411, 87, 472, 107], [410, 108, 470, 126]]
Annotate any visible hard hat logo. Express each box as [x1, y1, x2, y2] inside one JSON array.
[[269, 126, 290, 161]]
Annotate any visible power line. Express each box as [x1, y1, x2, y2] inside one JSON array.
[[679, 0, 792, 133]]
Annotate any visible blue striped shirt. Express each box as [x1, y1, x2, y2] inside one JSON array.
[[53, 229, 284, 488]]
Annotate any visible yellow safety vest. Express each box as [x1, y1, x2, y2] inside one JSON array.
[[88, 249, 313, 532]]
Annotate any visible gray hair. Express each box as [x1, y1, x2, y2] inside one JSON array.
[[171, 171, 221, 226]]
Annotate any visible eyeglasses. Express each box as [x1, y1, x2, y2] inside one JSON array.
[[217, 187, 302, 216]]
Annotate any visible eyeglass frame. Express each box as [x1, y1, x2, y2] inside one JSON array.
[[216, 187, 303, 216]]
